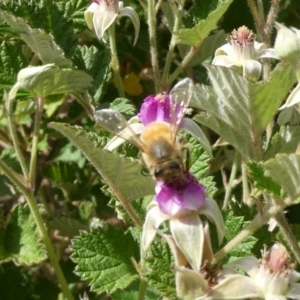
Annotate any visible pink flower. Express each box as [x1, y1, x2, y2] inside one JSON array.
[[154, 172, 206, 216], [137, 93, 183, 126]]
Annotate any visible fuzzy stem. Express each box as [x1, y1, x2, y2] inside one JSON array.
[[223, 152, 240, 210], [138, 279, 147, 300], [242, 162, 251, 206], [214, 203, 282, 263], [6, 84, 29, 177], [0, 159, 74, 300], [29, 97, 44, 189], [147, 0, 160, 92], [275, 211, 300, 265], [166, 43, 202, 86], [161, 5, 183, 87], [108, 24, 125, 98], [247, 0, 260, 33]]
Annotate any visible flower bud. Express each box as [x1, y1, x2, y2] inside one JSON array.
[[274, 22, 300, 65]]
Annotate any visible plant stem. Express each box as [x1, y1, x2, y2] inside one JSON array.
[[161, 5, 183, 87], [166, 43, 202, 86], [6, 84, 29, 178], [223, 152, 240, 210], [276, 211, 300, 265], [213, 203, 282, 263], [29, 97, 44, 189], [241, 162, 250, 206], [147, 0, 160, 92], [108, 24, 125, 98], [138, 278, 147, 300], [0, 159, 74, 300]]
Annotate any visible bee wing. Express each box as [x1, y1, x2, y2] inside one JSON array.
[[94, 109, 145, 151], [169, 78, 194, 141]]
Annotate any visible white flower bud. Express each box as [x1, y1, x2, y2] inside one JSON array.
[[274, 22, 300, 65]]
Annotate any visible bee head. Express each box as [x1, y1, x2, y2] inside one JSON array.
[[153, 161, 182, 183]]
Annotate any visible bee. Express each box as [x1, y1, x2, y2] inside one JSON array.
[[94, 79, 194, 183]]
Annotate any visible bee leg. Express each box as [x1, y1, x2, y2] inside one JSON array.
[[184, 146, 190, 172]]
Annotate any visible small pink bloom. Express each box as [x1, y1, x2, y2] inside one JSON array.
[[154, 173, 206, 216], [137, 93, 183, 126]]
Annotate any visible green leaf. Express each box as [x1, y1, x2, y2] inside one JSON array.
[[185, 0, 227, 26], [264, 126, 300, 160], [43, 161, 77, 184], [57, 0, 92, 33], [0, 262, 34, 300], [193, 62, 295, 160], [0, 10, 72, 67], [179, 30, 227, 67], [49, 123, 155, 202], [145, 239, 176, 298], [47, 217, 88, 238], [74, 46, 111, 102], [224, 212, 257, 260], [110, 98, 136, 117], [71, 226, 139, 294], [111, 280, 161, 300], [187, 135, 216, 196], [2, 205, 46, 265], [264, 154, 300, 202], [16, 65, 93, 97], [178, 0, 233, 46], [247, 161, 281, 198], [0, 41, 27, 92]]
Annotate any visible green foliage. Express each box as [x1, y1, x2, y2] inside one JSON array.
[[71, 226, 139, 294], [0, 41, 27, 93], [193, 63, 295, 160], [111, 280, 160, 300], [74, 45, 111, 102], [145, 239, 176, 298], [15, 65, 93, 97], [0, 204, 46, 264], [224, 212, 257, 261], [264, 154, 300, 203], [247, 161, 281, 198], [48, 217, 88, 238], [49, 123, 155, 202], [187, 135, 217, 196], [109, 98, 137, 117], [0, 9, 72, 67], [264, 126, 300, 159], [178, 0, 233, 46], [0, 262, 35, 300], [0, 1, 77, 57]]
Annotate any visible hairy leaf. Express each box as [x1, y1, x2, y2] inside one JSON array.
[[247, 161, 281, 198], [16, 65, 93, 97], [264, 154, 300, 202], [145, 239, 176, 298], [71, 226, 139, 294], [74, 46, 111, 102], [48, 217, 88, 238], [178, 0, 233, 46], [193, 63, 295, 160], [0, 42, 27, 92], [49, 123, 155, 202], [1, 205, 46, 265], [264, 126, 300, 160], [224, 212, 257, 260], [0, 10, 72, 67], [179, 30, 228, 67]]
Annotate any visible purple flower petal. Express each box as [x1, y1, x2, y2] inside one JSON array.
[[154, 173, 206, 216], [138, 94, 171, 125]]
